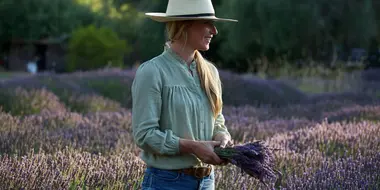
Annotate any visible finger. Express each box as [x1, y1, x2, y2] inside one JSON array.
[[211, 141, 222, 147], [220, 139, 228, 148]]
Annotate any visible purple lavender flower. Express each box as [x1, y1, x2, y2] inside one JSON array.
[[214, 141, 281, 187]]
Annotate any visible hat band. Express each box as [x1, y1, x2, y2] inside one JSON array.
[[167, 13, 215, 18]]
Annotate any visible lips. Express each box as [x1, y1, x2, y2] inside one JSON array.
[[205, 36, 212, 43]]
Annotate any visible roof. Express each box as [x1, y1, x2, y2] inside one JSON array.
[[9, 34, 71, 45]]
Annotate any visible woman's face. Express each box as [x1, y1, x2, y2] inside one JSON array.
[[186, 20, 218, 51]]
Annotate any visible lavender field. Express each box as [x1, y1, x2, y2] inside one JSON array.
[[0, 68, 379, 189]]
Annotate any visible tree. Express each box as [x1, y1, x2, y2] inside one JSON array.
[[216, 0, 378, 72], [0, 0, 102, 43], [216, 0, 320, 71]]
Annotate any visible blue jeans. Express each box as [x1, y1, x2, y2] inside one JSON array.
[[141, 167, 215, 190]]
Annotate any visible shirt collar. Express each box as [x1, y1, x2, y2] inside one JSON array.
[[164, 47, 197, 70]]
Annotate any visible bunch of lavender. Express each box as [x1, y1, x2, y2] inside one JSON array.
[[214, 141, 280, 186]]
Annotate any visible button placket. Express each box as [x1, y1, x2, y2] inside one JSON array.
[[191, 63, 207, 139], [198, 87, 205, 139]]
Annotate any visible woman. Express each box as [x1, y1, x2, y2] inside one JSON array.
[[131, 0, 238, 189]]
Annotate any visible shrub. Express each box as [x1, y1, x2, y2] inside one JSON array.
[[67, 93, 123, 113], [0, 87, 67, 116], [66, 25, 130, 72]]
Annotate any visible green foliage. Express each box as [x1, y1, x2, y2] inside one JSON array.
[[129, 1, 167, 62], [66, 25, 130, 72], [215, 0, 378, 72], [0, 0, 102, 42], [1, 0, 380, 74], [216, 0, 320, 61]]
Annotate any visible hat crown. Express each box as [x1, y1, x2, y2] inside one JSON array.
[[144, 0, 237, 22], [166, 0, 215, 16]]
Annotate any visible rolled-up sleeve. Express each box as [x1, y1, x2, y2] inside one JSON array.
[[131, 62, 180, 155], [213, 110, 231, 139]]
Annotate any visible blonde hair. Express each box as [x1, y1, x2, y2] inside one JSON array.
[[165, 21, 223, 118]]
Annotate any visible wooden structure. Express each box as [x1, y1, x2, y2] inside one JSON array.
[[4, 35, 69, 72]]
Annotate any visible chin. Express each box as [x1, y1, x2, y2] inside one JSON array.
[[199, 46, 210, 51]]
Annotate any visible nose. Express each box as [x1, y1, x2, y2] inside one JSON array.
[[210, 24, 218, 35]]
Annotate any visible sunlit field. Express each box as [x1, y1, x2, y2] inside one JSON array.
[[0, 68, 379, 189]]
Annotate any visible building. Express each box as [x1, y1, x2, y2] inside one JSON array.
[[3, 34, 70, 73]]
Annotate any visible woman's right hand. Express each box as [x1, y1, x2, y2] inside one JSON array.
[[179, 139, 224, 165]]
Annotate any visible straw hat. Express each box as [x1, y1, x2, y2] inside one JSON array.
[[145, 0, 238, 22]]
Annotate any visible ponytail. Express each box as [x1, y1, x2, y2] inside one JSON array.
[[195, 51, 223, 118]]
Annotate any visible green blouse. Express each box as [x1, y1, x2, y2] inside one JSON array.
[[131, 47, 231, 170]]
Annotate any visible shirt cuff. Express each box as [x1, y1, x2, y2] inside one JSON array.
[[162, 131, 180, 155]]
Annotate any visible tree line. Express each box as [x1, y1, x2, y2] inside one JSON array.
[[1, 0, 380, 73]]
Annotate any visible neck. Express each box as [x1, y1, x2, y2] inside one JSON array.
[[170, 42, 196, 66]]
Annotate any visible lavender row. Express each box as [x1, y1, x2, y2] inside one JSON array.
[[1, 68, 379, 111], [0, 119, 378, 189], [0, 87, 125, 116], [0, 148, 145, 189], [2, 149, 376, 189], [283, 152, 380, 190], [1, 85, 379, 126], [223, 102, 380, 123], [0, 110, 135, 156], [0, 103, 379, 157], [268, 120, 380, 158]]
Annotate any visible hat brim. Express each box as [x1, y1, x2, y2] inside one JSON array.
[[145, 13, 238, 22]]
